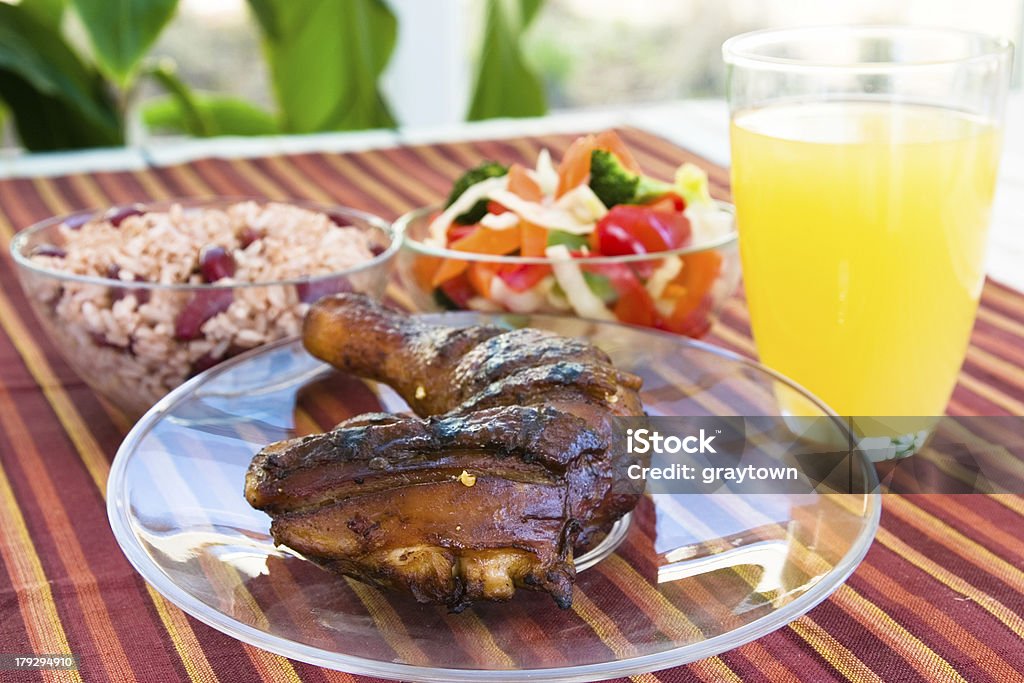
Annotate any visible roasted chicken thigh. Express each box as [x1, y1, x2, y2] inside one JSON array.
[[245, 294, 644, 611]]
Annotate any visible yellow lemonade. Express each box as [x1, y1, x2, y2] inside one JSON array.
[[730, 102, 1001, 416]]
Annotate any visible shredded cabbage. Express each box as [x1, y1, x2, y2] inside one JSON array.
[[533, 148, 559, 196], [428, 175, 509, 244], [466, 296, 503, 312], [686, 204, 733, 244], [479, 211, 520, 230], [489, 277, 551, 313], [645, 256, 682, 298], [545, 244, 616, 321], [431, 155, 612, 244], [559, 184, 608, 224], [486, 191, 578, 232]]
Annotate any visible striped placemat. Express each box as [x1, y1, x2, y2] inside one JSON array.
[[0, 129, 1022, 682]]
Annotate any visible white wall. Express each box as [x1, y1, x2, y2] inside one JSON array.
[[381, 0, 474, 127]]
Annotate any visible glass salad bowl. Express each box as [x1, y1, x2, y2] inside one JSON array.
[[396, 204, 740, 338], [10, 198, 400, 417]]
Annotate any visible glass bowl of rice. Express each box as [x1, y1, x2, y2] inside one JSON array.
[[10, 198, 400, 417]]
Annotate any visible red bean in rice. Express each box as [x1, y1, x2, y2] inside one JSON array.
[[24, 201, 380, 413]]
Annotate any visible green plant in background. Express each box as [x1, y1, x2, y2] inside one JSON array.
[[143, 58, 279, 138], [0, 0, 549, 151], [145, 0, 398, 137], [0, 1, 125, 150], [1, 0, 181, 150], [248, 0, 398, 132], [73, 0, 178, 87], [468, 0, 546, 120]]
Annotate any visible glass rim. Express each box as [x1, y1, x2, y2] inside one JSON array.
[[722, 25, 1014, 73], [397, 203, 738, 265], [9, 197, 403, 291]]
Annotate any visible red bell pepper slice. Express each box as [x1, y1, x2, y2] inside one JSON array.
[[447, 223, 475, 242], [645, 192, 686, 213], [614, 286, 657, 327], [582, 261, 657, 327], [436, 272, 475, 309], [662, 293, 714, 337], [486, 200, 509, 215], [591, 205, 692, 256], [662, 251, 723, 337], [499, 263, 551, 292]]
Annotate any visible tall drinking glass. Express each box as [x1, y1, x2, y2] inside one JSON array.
[[723, 27, 1012, 425]]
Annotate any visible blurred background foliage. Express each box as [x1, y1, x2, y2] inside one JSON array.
[[1, 0, 1021, 152], [0, 0, 549, 150]]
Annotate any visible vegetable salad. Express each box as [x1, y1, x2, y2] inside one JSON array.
[[413, 130, 734, 337]]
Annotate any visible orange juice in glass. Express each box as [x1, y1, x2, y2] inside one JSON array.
[[723, 27, 1012, 428]]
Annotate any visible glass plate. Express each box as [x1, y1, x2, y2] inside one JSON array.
[[108, 313, 880, 682]]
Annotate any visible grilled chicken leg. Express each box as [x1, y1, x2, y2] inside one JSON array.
[[246, 294, 644, 611]]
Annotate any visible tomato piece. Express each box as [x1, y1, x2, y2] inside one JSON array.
[[593, 221, 639, 256], [645, 192, 686, 212], [593, 205, 692, 255], [663, 293, 714, 337], [486, 200, 509, 215], [644, 210, 692, 250], [614, 285, 657, 327], [499, 263, 551, 292], [582, 261, 635, 289], [581, 261, 657, 327], [447, 223, 475, 242], [436, 273, 475, 309]]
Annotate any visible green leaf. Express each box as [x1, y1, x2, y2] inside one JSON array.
[[582, 272, 617, 303], [520, 0, 544, 25], [0, 70, 122, 149], [246, 0, 281, 40], [142, 94, 278, 137], [468, 0, 547, 121], [145, 59, 214, 136], [20, 0, 67, 28], [0, 4, 122, 150], [547, 230, 588, 249], [247, 0, 397, 133], [70, 0, 178, 84]]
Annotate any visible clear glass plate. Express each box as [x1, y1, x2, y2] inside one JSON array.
[[108, 313, 880, 682]]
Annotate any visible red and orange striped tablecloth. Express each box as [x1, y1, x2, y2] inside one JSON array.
[[1, 129, 1023, 682]]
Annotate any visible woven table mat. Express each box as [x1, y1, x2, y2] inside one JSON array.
[[0, 128, 1023, 682]]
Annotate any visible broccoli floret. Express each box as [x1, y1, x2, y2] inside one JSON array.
[[446, 161, 509, 224], [635, 175, 674, 204], [588, 149, 639, 207], [588, 149, 674, 208], [432, 286, 461, 310]]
